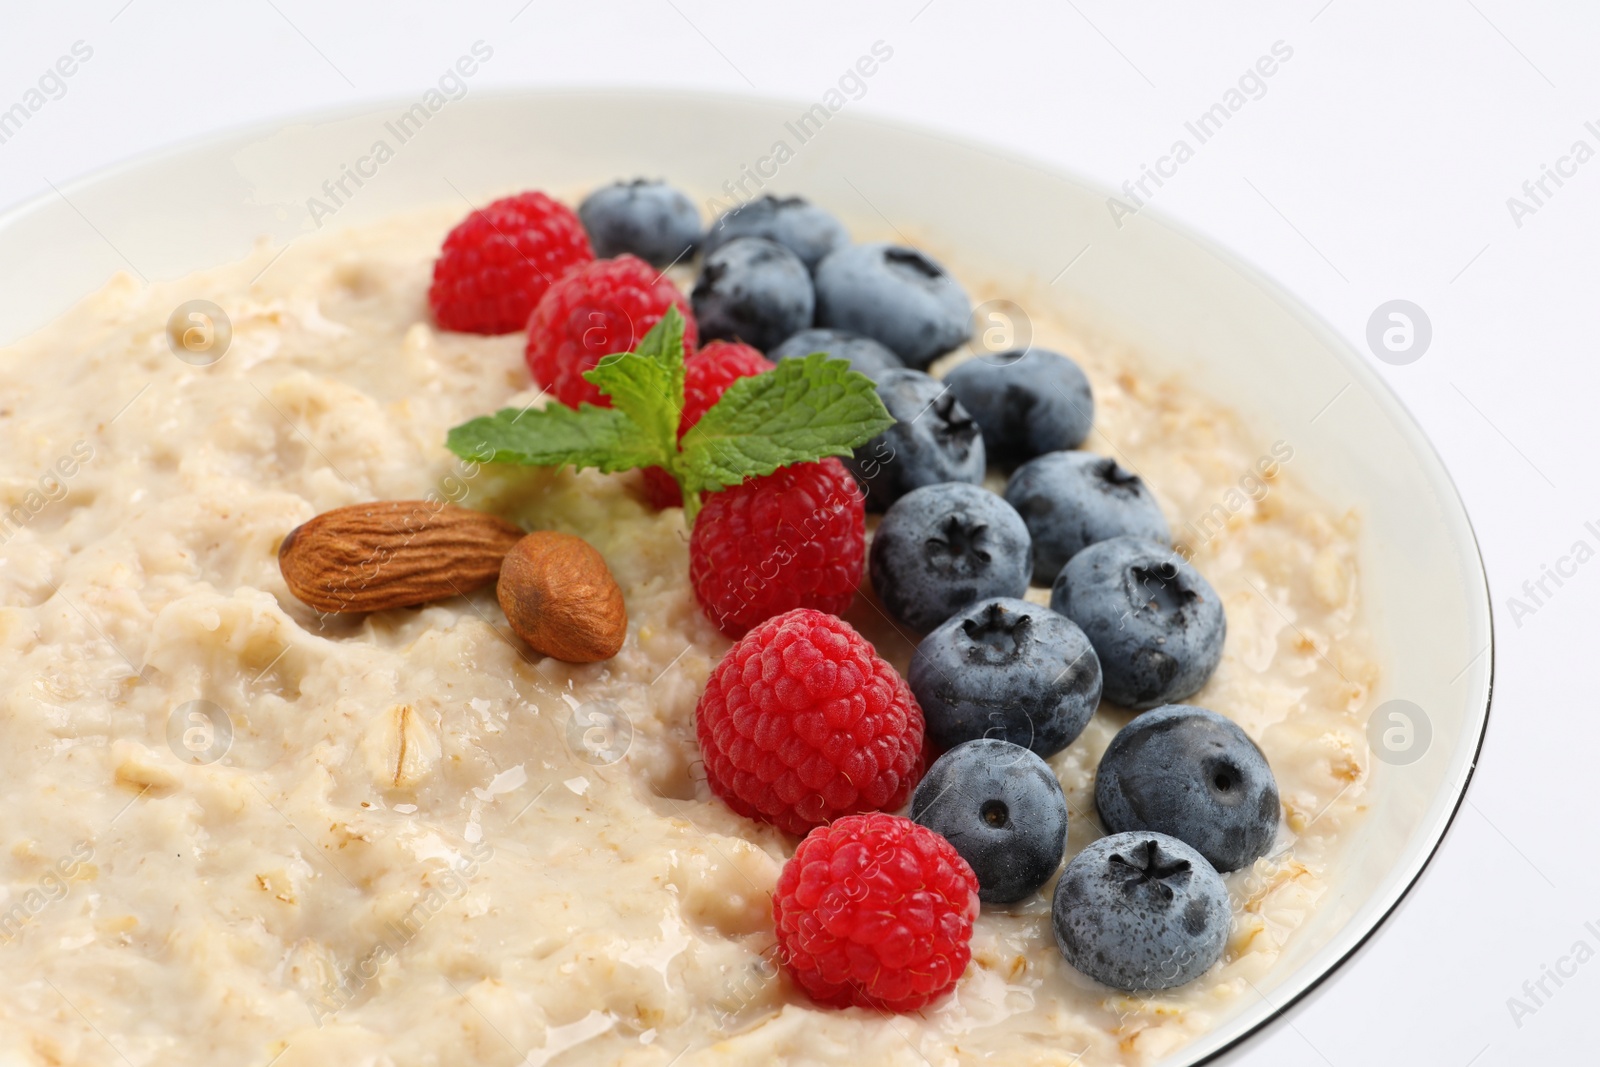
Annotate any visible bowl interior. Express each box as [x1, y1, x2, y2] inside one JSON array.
[[0, 90, 1491, 1065]]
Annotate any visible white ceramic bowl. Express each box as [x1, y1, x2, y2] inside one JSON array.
[[0, 90, 1491, 1064]]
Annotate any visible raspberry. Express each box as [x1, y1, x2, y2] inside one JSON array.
[[773, 813, 979, 1012], [695, 608, 924, 835], [428, 191, 594, 334], [689, 459, 865, 637], [525, 255, 698, 409], [642, 341, 774, 509]]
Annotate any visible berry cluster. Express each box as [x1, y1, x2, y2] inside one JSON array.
[[435, 178, 1282, 1012]]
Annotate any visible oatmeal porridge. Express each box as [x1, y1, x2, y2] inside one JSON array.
[[0, 202, 1376, 1065]]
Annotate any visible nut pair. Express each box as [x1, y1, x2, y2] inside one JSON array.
[[279, 500, 624, 662]]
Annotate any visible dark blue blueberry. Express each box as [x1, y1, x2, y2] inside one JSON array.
[[912, 739, 1069, 903], [768, 328, 905, 382], [1052, 831, 1230, 991], [702, 194, 849, 272], [844, 369, 984, 511], [814, 243, 971, 369], [1005, 451, 1169, 586], [944, 349, 1095, 466], [909, 597, 1102, 758], [869, 485, 1029, 633], [690, 237, 814, 352], [1050, 537, 1226, 710], [577, 179, 703, 267], [1096, 705, 1279, 873]]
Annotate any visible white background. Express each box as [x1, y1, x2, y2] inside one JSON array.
[[3, 2, 1594, 1063]]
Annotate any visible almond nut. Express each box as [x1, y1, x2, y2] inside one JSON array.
[[279, 501, 524, 613], [497, 531, 627, 663]]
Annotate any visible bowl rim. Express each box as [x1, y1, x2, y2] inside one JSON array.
[[0, 86, 1495, 1064]]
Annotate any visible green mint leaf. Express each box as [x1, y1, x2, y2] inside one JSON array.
[[675, 353, 894, 495], [443, 316, 895, 527], [632, 304, 689, 366], [446, 402, 665, 473], [581, 306, 687, 463]]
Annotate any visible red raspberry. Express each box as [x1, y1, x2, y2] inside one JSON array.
[[695, 608, 924, 835], [773, 813, 979, 1012], [525, 255, 698, 409], [428, 192, 594, 334], [689, 459, 865, 637], [642, 341, 774, 509]]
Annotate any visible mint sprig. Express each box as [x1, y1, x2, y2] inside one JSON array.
[[445, 404, 658, 471], [445, 307, 894, 523], [677, 353, 894, 495]]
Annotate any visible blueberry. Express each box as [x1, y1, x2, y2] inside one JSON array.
[[814, 243, 971, 369], [1050, 537, 1226, 710], [1005, 451, 1169, 585], [912, 739, 1069, 903], [577, 179, 703, 267], [945, 349, 1095, 466], [691, 237, 814, 352], [1095, 705, 1279, 873], [1052, 831, 1231, 991], [702, 195, 849, 272], [844, 369, 985, 511], [768, 328, 905, 382], [869, 485, 1030, 633], [910, 598, 1102, 758]]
